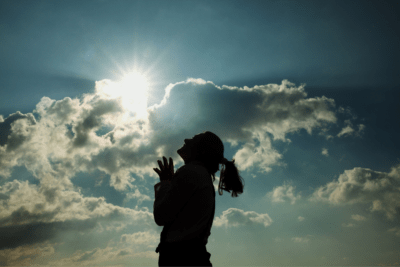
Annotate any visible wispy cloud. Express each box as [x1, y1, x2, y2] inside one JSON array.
[[213, 208, 273, 228]]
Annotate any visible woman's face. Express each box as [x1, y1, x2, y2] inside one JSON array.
[[177, 133, 204, 163]]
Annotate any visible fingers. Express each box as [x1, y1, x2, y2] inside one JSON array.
[[169, 157, 173, 171], [156, 156, 173, 174], [153, 168, 160, 175], [163, 156, 168, 169], [158, 160, 164, 171]]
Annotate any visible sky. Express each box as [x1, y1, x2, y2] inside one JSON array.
[[0, 0, 399, 266]]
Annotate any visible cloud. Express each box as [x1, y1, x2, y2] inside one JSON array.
[[351, 214, 366, 221], [0, 78, 340, 261], [342, 223, 356, 227], [0, 78, 339, 191], [388, 227, 400, 237], [292, 237, 310, 243], [124, 188, 152, 209], [0, 242, 55, 266], [0, 179, 156, 250], [310, 164, 400, 220], [340, 214, 366, 228], [298, 216, 305, 222], [267, 181, 301, 204], [120, 231, 159, 247], [322, 148, 329, 156], [41, 230, 161, 266], [148, 78, 337, 174], [337, 125, 354, 137], [46, 245, 157, 266], [337, 119, 365, 138], [213, 208, 273, 228]]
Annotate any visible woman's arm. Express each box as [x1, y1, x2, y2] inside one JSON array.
[[153, 167, 198, 226]]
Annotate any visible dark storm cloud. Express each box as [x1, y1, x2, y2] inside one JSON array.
[[0, 219, 97, 250]]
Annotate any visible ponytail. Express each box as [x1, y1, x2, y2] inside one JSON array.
[[218, 159, 245, 197]]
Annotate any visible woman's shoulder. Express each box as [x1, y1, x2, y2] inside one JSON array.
[[175, 163, 211, 187]]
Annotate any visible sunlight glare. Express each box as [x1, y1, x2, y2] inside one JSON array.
[[100, 71, 149, 120]]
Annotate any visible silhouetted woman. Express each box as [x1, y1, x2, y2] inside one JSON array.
[[153, 131, 245, 266]]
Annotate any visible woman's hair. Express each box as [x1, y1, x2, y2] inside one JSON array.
[[194, 131, 245, 197]]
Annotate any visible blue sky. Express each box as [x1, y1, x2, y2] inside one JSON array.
[[0, 0, 399, 266]]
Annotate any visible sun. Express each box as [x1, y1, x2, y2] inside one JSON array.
[[99, 71, 150, 120]]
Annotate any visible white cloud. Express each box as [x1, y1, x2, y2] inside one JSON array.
[[298, 216, 305, 222], [0, 78, 341, 260], [337, 119, 365, 138], [351, 214, 366, 221], [0, 78, 338, 191], [337, 125, 355, 137], [267, 181, 301, 204], [124, 188, 152, 209], [342, 223, 356, 227], [148, 78, 337, 174], [292, 237, 309, 243], [322, 148, 329, 156], [310, 164, 400, 220], [213, 208, 273, 228], [120, 231, 159, 247]]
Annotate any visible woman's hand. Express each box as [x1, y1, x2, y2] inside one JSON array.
[[153, 156, 175, 182]]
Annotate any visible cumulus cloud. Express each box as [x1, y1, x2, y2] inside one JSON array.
[[148, 78, 337, 174], [322, 148, 329, 156], [310, 164, 400, 220], [0, 78, 340, 261], [298, 216, 305, 222], [213, 208, 273, 228], [266, 181, 301, 204], [0, 179, 156, 251], [0, 78, 338, 190], [124, 188, 152, 209]]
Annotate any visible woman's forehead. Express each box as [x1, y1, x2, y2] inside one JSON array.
[[192, 133, 203, 139]]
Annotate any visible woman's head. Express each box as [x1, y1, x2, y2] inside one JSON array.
[[177, 131, 245, 197]]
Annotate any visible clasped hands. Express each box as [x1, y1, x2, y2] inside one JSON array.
[[153, 156, 175, 182]]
